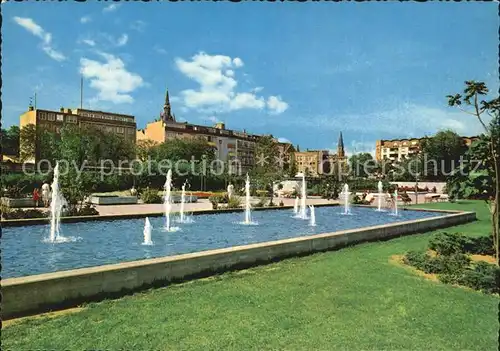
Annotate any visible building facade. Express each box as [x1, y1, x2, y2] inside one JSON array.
[[375, 136, 479, 162], [294, 150, 329, 177], [20, 105, 136, 162], [137, 90, 294, 174], [293, 132, 346, 177]]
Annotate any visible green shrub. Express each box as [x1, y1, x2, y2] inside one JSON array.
[[429, 232, 495, 256], [141, 188, 162, 204], [352, 195, 363, 205], [456, 262, 500, 294], [63, 203, 99, 217], [436, 253, 471, 276], [464, 236, 495, 256], [209, 194, 228, 209], [404, 251, 470, 276], [428, 232, 468, 256], [1, 173, 48, 195], [227, 196, 241, 209], [2, 208, 48, 220], [403, 251, 429, 270]]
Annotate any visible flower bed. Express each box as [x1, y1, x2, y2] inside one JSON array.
[[402, 232, 498, 295]]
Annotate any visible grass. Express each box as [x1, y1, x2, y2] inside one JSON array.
[[2, 200, 498, 350]]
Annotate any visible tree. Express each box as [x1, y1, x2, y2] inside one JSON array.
[[251, 135, 283, 194], [391, 155, 424, 182], [19, 124, 37, 162], [136, 139, 158, 161], [39, 130, 59, 165], [57, 125, 99, 213], [420, 130, 467, 181], [447, 135, 495, 200], [133, 137, 216, 189], [1, 125, 20, 157], [349, 152, 374, 178], [447, 81, 499, 265]]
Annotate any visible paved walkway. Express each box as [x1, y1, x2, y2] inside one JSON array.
[[12, 194, 436, 217], [94, 197, 338, 216]]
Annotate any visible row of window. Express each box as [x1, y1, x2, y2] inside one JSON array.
[[42, 124, 62, 133], [80, 122, 135, 135], [79, 111, 133, 123], [38, 112, 79, 123], [385, 140, 419, 147]]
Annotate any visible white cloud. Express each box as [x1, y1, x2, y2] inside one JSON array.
[[42, 47, 65, 62], [13, 16, 65, 61], [116, 34, 128, 46], [174, 51, 288, 114], [154, 45, 167, 55], [232, 57, 243, 67], [80, 16, 91, 24], [103, 4, 119, 13], [230, 93, 265, 110], [252, 87, 264, 93], [267, 96, 289, 114], [131, 20, 146, 32], [278, 137, 291, 144], [79, 52, 144, 104], [82, 39, 96, 47]]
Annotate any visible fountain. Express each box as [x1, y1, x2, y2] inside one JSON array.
[[293, 196, 299, 214], [393, 189, 399, 216], [239, 174, 258, 225], [45, 162, 78, 244], [176, 181, 192, 224], [296, 173, 308, 219], [142, 217, 153, 245], [48, 162, 65, 242], [342, 183, 351, 215], [163, 170, 179, 232], [309, 205, 316, 226], [241, 174, 255, 225], [377, 180, 384, 211]]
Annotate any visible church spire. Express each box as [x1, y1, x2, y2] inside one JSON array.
[[337, 132, 345, 158], [161, 88, 175, 122]]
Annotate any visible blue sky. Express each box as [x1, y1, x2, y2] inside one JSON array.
[[2, 2, 498, 155]]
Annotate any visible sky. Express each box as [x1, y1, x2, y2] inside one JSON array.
[[2, 1, 498, 155]]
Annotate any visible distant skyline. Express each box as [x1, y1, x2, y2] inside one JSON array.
[[2, 2, 498, 155]]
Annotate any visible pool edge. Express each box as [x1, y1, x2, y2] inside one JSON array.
[[1, 210, 476, 320]]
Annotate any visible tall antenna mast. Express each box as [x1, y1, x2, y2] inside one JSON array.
[[80, 75, 83, 109]]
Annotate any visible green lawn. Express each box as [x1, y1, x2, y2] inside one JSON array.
[[3, 201, 498, 350]]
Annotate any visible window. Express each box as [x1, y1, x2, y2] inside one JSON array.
[[117, 127, 124, 134], [56, 114, 64, 121], [39, 112, 47, 120], [48, 113, 55, 121], [66, 115, 78, 123]]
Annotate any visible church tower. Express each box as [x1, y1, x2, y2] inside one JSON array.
[[337, 132, 345, 158], [160, 89, 175, 122]]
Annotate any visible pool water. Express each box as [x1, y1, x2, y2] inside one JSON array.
[[1, 206, 444, 278]]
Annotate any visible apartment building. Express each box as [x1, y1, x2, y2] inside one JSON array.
[[137, 90, 294, 173], [375, 136, 479, 162], [20, 105, 136, 162]]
